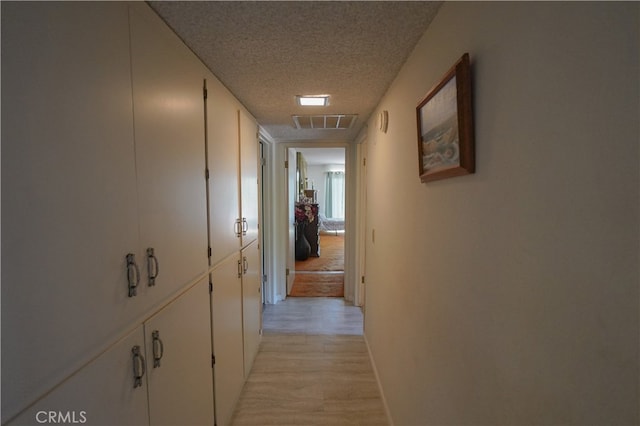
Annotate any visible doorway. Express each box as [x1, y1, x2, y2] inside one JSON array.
[[289, 148, 346, 297]]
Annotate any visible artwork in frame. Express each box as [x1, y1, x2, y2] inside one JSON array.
[[416, 53, 475, 183]]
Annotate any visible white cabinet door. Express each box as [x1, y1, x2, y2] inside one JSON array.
[[8, 326, 150, 426], [210, 254, 245, 426], [239, 109, 260, 248], [129, 3, 209, 301], [206, 77, 242, 266], [241, 240, 262, 378], [145, 278, 215, 426], [1, 3, 141, 421]]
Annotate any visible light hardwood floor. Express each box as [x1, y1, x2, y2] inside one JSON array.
[[230, 297, 388, 426]]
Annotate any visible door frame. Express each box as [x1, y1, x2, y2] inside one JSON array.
[[262, 140, 356, 303], [259, 129, 369, 306], [354, 136, 368, 308], [285, 147, 298, 296]]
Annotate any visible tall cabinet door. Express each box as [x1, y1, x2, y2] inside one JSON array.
[[145, 278, 214, 426], [210, 255, 245, 426], [1, 3, 140, 421], [239, 109, 260, 248], [242, 240, 262, 378], [206, 77, 242, 266], [129, 3, 209, 300], [8, 326, 150, 426]]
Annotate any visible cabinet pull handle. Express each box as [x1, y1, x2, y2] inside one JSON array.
[[146, 248, 159, 287], [243, 256, 248, 274], [242, 218, 248, 236], [126, 253, 140, 297], [234, 218, 242, 238], [152, 330, 164, 368], [237, 259, 242, 278], [132, 345, 146, 388]]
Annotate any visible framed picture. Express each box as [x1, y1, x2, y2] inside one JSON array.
[[416, 53, 475, 183]]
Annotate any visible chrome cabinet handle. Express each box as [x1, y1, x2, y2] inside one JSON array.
[[152, 330, 164, 368], [242, 218, 248, 236], [132, 345, 146, 388], [243, 256, 248, 274], [237, 259, 242, 278], [147, 248, 159, 287], [126, 253, 140, 297], [234, 219, 242, 238]]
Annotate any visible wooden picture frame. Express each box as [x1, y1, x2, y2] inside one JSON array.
[[416, 53, 475, 183]]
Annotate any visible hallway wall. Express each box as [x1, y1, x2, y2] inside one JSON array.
[[363, 2, 639, 425]]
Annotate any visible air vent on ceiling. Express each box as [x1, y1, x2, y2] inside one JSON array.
[[292, 114, 358, 130]]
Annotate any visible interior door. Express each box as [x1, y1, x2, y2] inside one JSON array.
[[286, 147, 298, 295], [259, 140, 268, 304], [357, 141, 368, 309]]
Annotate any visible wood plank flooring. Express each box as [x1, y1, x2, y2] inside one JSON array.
[[230, 298, 388, 426]]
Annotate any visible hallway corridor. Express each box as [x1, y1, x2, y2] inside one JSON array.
[[230, 298, 388, 425]]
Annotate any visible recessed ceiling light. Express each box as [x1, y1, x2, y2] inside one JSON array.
[[297, 95, 329, 106]]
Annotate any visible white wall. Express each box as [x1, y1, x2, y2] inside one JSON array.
[[364, 2, 639, 425], [305, 164, 345, 216], [305, 165, 325, 205]]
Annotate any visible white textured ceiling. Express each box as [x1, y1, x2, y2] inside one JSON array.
[[149, 1, 442, 143], [297, 147, 346, 165]]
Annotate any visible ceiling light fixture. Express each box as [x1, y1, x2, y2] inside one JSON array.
[[297, 95, 329, 106]]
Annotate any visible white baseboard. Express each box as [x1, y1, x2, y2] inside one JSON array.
[[364, 333, 394, 426]]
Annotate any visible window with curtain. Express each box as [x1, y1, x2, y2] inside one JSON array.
[[324, 171, 345, 219]]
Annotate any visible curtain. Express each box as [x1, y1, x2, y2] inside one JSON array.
[[325, 171, 345, 218]]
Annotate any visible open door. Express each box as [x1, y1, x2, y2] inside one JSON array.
[[356, 140, 368, 308], [286, 147, 297, 295]]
